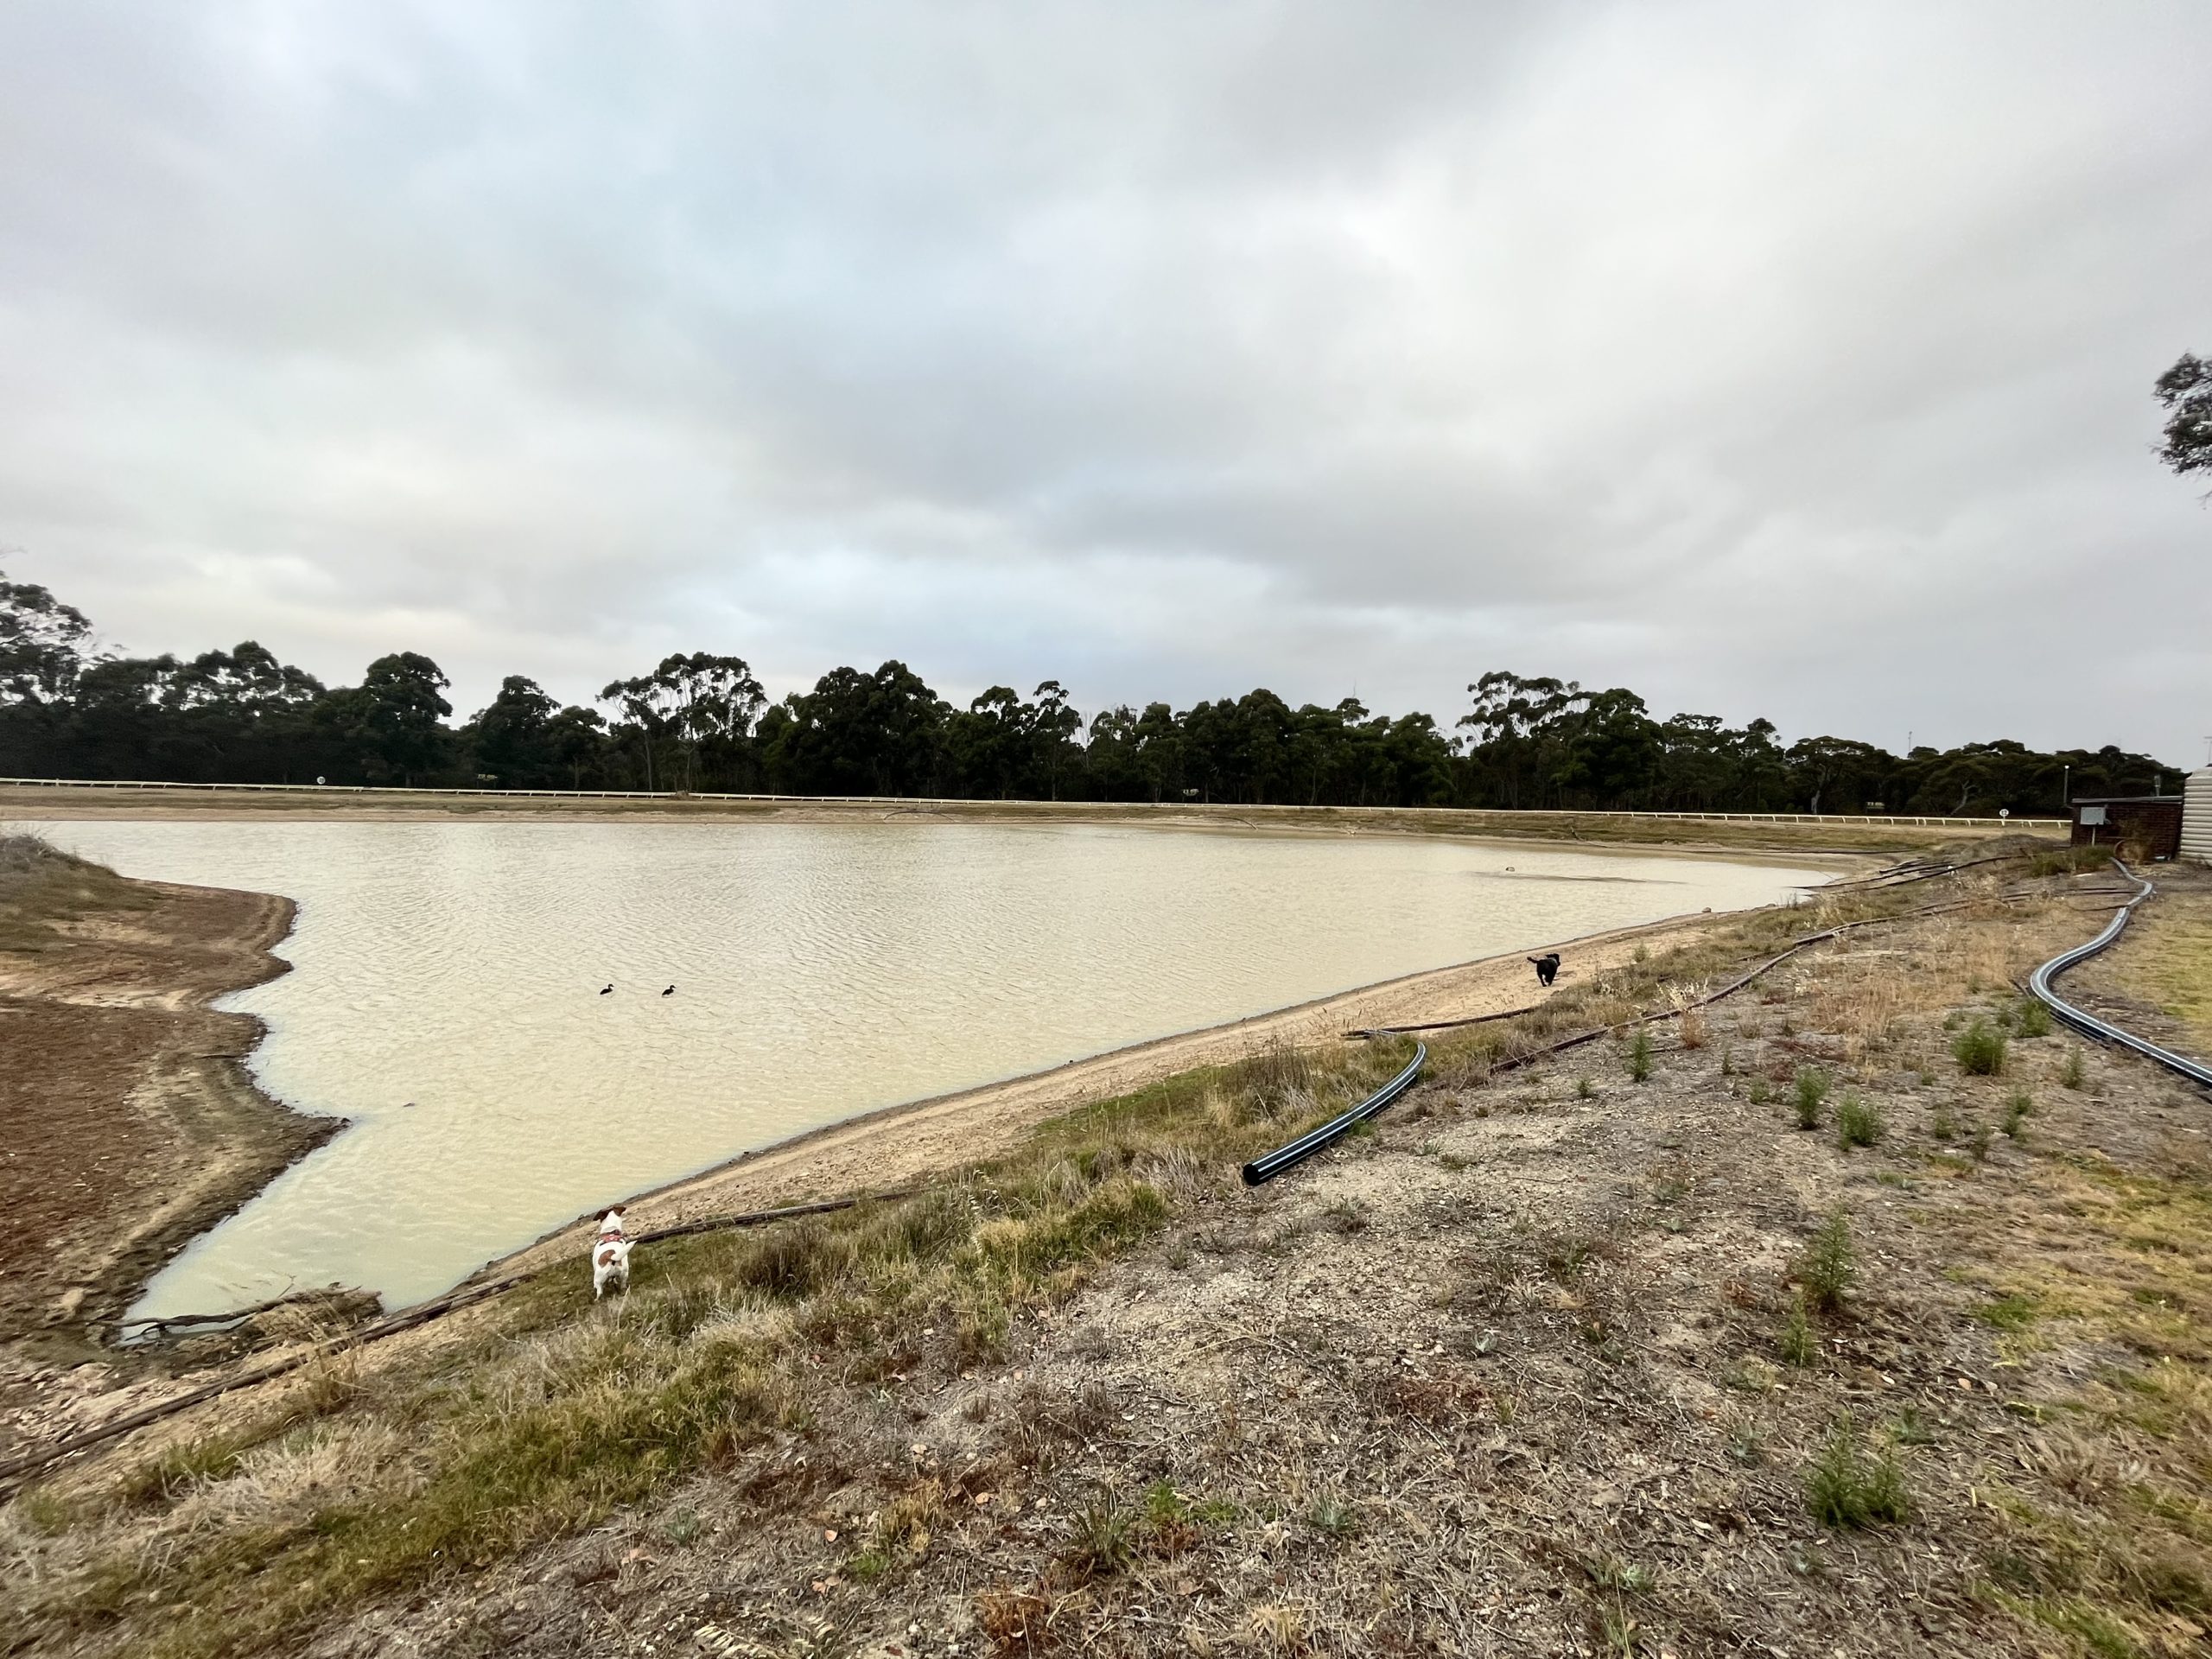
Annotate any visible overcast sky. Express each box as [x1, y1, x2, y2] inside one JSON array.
[[3, 3, 2207, 762]]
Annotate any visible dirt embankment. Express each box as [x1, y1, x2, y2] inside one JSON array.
[[0, 836, 334, 1381], [0, 780, 2022, 857]]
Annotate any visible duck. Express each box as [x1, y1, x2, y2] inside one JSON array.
[[662, 984, 676, 996], [599, 983, 613, 995]]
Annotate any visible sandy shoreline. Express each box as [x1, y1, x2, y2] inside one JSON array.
[[0, 780, 1991, 858]]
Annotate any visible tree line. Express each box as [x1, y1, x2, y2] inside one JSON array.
[[0, 566, 2175, 816]]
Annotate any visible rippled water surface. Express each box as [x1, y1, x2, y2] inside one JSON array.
[[48, 820, 1827, 1316]]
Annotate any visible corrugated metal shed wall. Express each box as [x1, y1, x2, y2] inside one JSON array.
[[2186, 768, 2212, 866]]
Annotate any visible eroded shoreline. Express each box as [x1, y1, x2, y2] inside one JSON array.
[[0, 842, 341, 1461]]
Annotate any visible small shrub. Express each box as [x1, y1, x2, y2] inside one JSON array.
[[1953, 1020, 2007, 1077], [1748, 1076, 1771, 1107], [1971, 1121, 1992, 1162], [1633, 943, 1649, 963], [1804, 1416, 1910, 1528], [1835, 1092, 1885, 1150], [1930, 1103, 1956, 1141], [1325, 1199, 1369, 1235], [2002, 1090, 2032, 1140], [1779, 1293, 1817, 1367], [2062, 1046, 2087, 1090], [1796, 1209, 1855, 1313], [1728, 1422, 1766, 1465], [1794, 1067, 1830, 1130], [1577, 1075, 1596, 1101], [1719, 1044, 1734, 1077], [1680, 1010, 1708, 1051], [2015, 998, 2052, 1039], [1626, 1027, 1653, 1083]]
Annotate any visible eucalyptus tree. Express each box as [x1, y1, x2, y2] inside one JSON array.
[[2154, 353, 2211, 488], [0, 569, 95, 704], [600, 652, 765, 792]]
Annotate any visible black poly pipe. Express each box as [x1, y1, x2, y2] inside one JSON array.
[[1241, 1042, 1427, 1186], [2026, 859, 2212, 1092]]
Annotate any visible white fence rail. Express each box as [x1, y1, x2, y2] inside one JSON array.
[[0, 777, 2068, 830]]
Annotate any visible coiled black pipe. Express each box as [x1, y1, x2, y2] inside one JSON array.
[[2026, 858, 2212, 1092], [1241, 1041, 1427, 1186]]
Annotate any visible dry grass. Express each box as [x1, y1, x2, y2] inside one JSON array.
[[0, 828, 148, 952]]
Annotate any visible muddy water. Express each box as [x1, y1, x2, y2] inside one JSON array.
[[47, 820, 1827, 1316]]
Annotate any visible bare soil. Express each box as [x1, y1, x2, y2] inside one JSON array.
[[0, 838, 337, 1458]]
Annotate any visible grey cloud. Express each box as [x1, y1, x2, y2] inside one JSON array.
[[1, 1, 2207, 756]]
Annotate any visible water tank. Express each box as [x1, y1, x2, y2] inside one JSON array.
[[2186, 768, 2212, 866]]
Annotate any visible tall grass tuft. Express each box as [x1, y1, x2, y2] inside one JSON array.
[[1224, 1040, 1315, 1122]]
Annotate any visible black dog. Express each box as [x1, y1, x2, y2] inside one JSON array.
[[1529, 952, 1560, 988]]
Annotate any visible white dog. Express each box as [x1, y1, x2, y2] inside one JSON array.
[[592, 1207, 633, 1300]]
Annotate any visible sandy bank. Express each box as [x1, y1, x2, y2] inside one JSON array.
[[0, 780, 2000, 857]]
